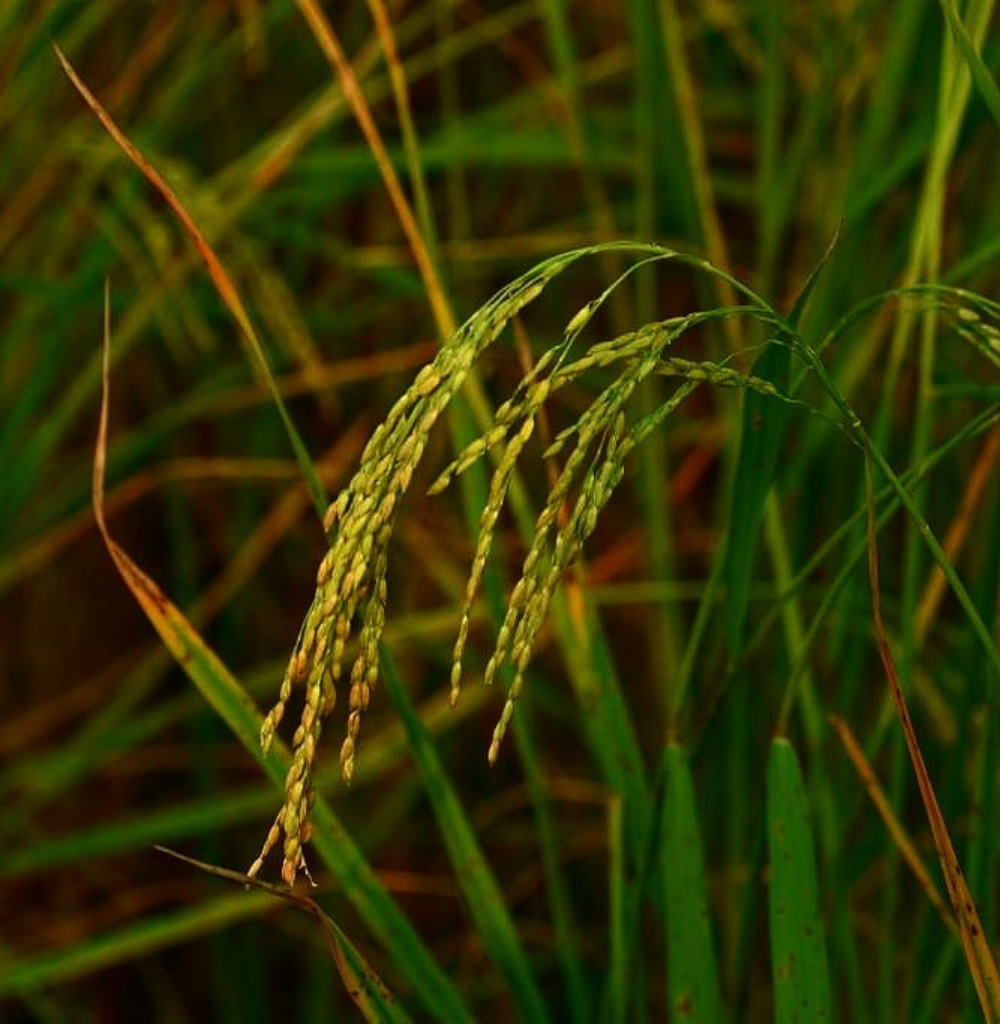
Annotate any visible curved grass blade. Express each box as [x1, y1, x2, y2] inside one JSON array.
[[91, 290, 472, 1023], [939, 0, 1000, 133], [661, 742, 725, 1022], [379, 647, 548, 1023], [553, 595, 650, 858], [794, 314, 1000, 682], [155, 847, 411, 1024], [828, 714, 953, 932], [0, 685, 487, 879], [295, 0, 454, 340], [722, 230, 838, 659], [607, 795, 626, 1023], [54, 45, 327, 522], [766, 737, 833, 1023], [722, 339, 790, 654], [864, 456, 1000, 1021]]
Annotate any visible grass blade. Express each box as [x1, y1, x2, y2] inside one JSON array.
[[379, 648, 548, 1023], [155, 847, 412, 1024], [938, 0, 1000, 133], [722, 339, 790, 655], [53, 45, 327, 521], [91, 289, 472, 1023], [607, 796, 626, 1023], [864, 456, 1000, 1021], [662, 742, 725, 1022], [723, 230, 837, 661], [828, 714, 953, 931], [294, 0, 454, 340], [766, 736, 833, 1023], [512, 704, 589, 1024]]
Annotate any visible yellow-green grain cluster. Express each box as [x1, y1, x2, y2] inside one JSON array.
[[251, 241, 888, 884], [250, 251, 579, 883]]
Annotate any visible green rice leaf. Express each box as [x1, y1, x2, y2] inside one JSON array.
[[939, 0, 1000, 133], [662, 743, 725, 1022], [722, 338, 790, 654], [766, 737, 833, 1023], [379, 648, 548, 1023]]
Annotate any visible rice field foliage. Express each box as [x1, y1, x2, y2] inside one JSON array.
[[4, 2, 1000, 1020]]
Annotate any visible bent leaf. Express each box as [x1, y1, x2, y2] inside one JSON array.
[[155, 847, 410, 1024], [91, 287, 472, 1023]]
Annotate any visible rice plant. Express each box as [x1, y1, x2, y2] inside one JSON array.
[[5, 2, 1000, 1021]]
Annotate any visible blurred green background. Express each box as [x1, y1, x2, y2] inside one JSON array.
[[4, 0, 1000, 1020]]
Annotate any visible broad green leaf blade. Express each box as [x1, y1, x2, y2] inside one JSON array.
[[662, 743, 725, 1022], [380, 648, 548, 1024], [766, 737, 833, 1023]]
